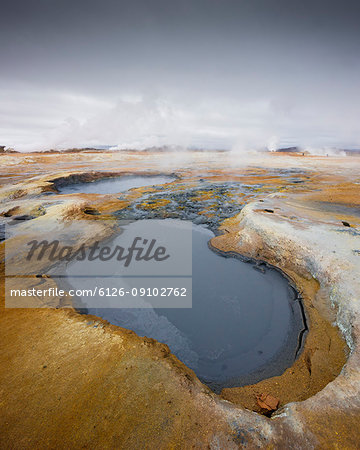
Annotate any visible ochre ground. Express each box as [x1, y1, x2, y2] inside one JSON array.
[[0, 151, 359, 448]]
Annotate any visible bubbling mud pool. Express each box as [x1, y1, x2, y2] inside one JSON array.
[[58, 175, 176, 194], [64, 220, 306, 393]]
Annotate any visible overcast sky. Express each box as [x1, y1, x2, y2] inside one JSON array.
[[1, 0, 359, 151]]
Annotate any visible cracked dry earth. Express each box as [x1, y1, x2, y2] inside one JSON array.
[[0, 150, 359, 448]]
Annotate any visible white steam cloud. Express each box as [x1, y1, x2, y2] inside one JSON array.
[[1, 84, 359, 153]]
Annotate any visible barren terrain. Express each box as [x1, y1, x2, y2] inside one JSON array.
[[0, 150, 359, 448]]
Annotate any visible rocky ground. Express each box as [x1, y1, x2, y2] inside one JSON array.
[[0, 150, 359, 448]]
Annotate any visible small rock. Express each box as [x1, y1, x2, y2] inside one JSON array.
[[12, 215, 35, 221], [83, 208, 100, 216], [256, 393, 279, 411]]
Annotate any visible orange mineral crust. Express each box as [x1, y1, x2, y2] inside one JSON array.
[[0, 150, 359, 448]]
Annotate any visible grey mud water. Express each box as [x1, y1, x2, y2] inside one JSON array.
[[64, 219, 306, 393], [58, 175, 176, 194]]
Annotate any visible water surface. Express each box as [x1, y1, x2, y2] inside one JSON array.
[[65, 221, 304, 392], [59, 175, 175, 194]]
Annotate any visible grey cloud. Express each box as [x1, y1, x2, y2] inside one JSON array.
[[1, 0, 359, 151]]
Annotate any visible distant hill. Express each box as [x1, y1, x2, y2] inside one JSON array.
[[275, 147, 360, 156], [275, 147, 301, 153], [343, 149, 360, 156], [0, 146, 18, 154], [38, 147, 107, 154]]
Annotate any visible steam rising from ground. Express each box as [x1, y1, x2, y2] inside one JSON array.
[[1, 85, 359, 154]]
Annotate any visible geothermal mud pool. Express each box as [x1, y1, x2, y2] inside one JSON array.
[[58, 174, 176, 194], [65, 219, 305, 392]]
